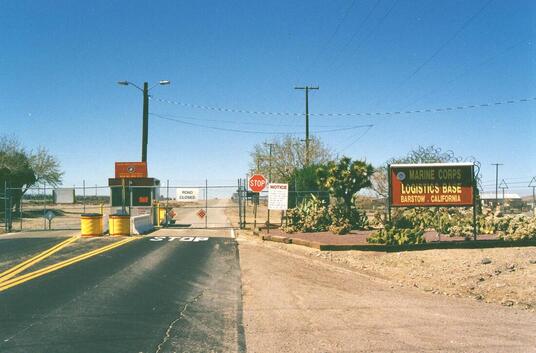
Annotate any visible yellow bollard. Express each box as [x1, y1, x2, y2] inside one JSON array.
[[81, 213, 103, 237], [158, 207, 167, 225], [109, 215, 130, 236]]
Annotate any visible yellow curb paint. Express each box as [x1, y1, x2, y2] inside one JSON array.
[[0, 237, 138, 293], [0, 236, 78, 284]]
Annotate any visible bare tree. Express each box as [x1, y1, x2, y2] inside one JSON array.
[[29, 147, 63, 187], [250, 135, 333, 182]]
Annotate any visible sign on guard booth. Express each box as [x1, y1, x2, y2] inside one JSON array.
[[115, 162, 148, 179]]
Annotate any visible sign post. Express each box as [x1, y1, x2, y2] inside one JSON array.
[[388, 163, 477, 240], [248, 174, 267, 230], [267, 183, 289, 234]]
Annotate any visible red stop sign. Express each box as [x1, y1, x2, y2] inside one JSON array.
[[248, 174, 267, 193]]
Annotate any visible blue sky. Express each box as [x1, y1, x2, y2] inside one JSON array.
[[0, 0, 534, 194]]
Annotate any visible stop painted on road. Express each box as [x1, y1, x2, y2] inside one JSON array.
[[149, 236, 209, 242]]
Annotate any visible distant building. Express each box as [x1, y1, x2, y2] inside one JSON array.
[[480, 193, 523, 208]]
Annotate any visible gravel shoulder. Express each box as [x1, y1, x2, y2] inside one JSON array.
[[237, 231, 536, 353]]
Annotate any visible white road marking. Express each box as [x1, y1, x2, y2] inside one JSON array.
[[149, 236, 210, 242]]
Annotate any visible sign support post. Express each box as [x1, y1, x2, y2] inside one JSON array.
[[387, 164, 392, 224], [472, 164, 477, 241]]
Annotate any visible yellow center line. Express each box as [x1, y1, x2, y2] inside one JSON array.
[[0, 236, 79, 284], [0, 237, 139, 293]]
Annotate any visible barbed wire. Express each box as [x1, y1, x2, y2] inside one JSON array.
[[151, 95, 536, 118]]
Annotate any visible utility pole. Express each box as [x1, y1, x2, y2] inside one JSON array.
[[491, 163, 503, 207], [142, 82, 149, 163], [294, 86, 319, 166], [265, 143, 275, 233]]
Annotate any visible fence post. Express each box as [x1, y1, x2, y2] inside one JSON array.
[[205, 179, 208, 229], [43, 183, 47, 230], [20, 191, 23, 231], [166, 179, 169, 227], [3, 181, 7, 233], [83, 179, 86, 213]]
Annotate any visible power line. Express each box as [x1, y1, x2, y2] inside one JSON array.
[[339, 125, 374, 152], [402, 38, 528, 108], [306, 0, 358, 74], [323, 0, 382, 71], [375, 0, 494, 107], [331, 0, 399, 73], [152, 95, 536, 118], [151, 113, 373, 135], [150, 112, 351, 129]]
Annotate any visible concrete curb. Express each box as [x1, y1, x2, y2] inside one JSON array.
[[260, 235, 536, 252], [261, 235, 292, 244]]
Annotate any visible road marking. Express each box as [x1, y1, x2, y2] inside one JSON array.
[[149, 236, 209, 242], [0, 237, 138, 293], [0, 236, 78, 284]]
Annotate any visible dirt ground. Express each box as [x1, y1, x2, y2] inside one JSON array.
[[245, 230, 536, 311], [227, 205, 536, 312], [237, 231, 536, 353]]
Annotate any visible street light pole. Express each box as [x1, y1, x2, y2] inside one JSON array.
[[118, 80, 170, 163], [142, 82, 149, 163]]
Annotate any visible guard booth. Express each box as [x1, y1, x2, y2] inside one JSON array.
[[108, 162, 160, 217]]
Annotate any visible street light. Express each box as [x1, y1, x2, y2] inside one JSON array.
[[117, 80, 171, 163]]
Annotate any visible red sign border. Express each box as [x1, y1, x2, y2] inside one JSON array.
[[388, 163, 476, 208]]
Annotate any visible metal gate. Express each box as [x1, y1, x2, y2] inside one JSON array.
[[160, 180, 244, 229], [6, 179, 250, 232]]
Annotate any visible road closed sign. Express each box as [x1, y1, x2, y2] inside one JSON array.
[[268, 183, 289, 210], [176, 188, 199, 202], [248, 174, 267, 193]]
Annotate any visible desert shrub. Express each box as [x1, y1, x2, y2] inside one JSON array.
[[497, 215, 536, 241], [367, 225, 425, 245], [385, 207, 477, 238], [327, 201, 369, 235], [367, 212, 425, 245], [282, 195, 329, 233]]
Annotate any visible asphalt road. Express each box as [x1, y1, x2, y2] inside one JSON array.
[[0, 234, 245, 353]]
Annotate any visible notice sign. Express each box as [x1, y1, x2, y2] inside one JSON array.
[[389, 163, 474, 207], [176, 188, 199, 202], [115, 162, 148, 179], [268, 183, 289, 210]]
